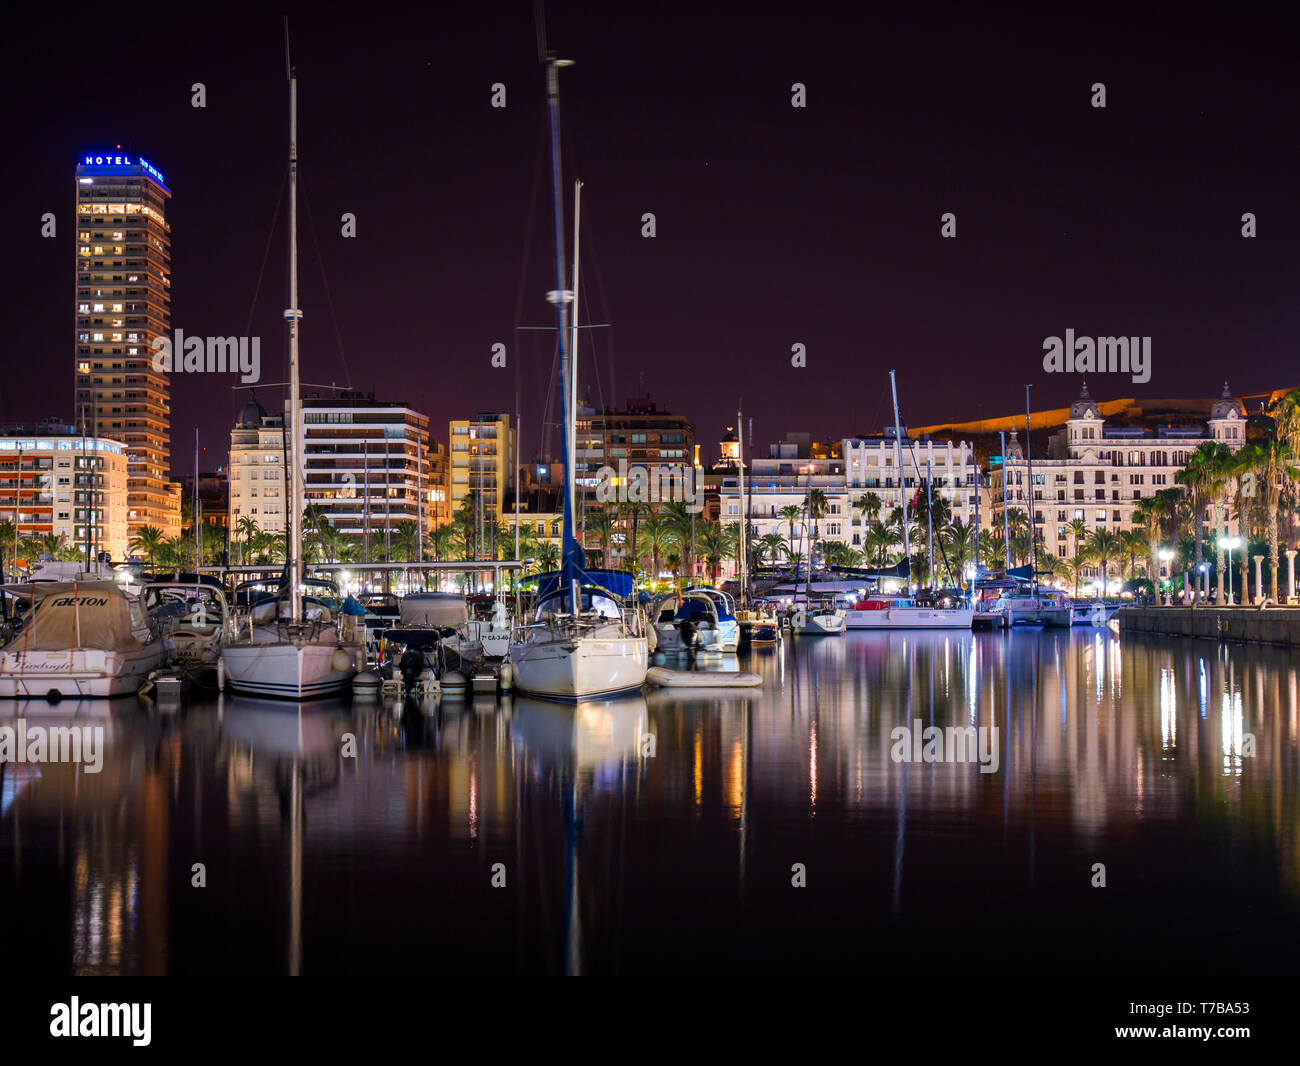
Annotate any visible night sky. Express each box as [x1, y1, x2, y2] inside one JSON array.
[[4, 3, 1298, 474]]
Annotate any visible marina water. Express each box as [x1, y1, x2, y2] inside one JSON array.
[[2, 628, 1298, 975]]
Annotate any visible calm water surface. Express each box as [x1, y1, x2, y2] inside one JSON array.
[[2, 628, 1298, 975]]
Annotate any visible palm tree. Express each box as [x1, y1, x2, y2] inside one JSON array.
[[534, 541, 560, 573], [1119, 528, 1149, 582], [0, 519, 15, 579], [390, 520, 421, 563], [1086, 528, 1120, 594], [862, 521, 893, 568], [913, 491, 953, 566], [803, 488, 829, 572], [129, 524, 166, 572], [234, 515, 260, 565], [853, 491, 882, 545], [756, 532, 785, 567], [1237, 440, 1300, 602], [1067, 517, 1090, 560], [1131, 495, 1165, 593], [622, 501, 645, 573], [639, 512, 678, 587], [698, 520, 730, 586], [1267, 387, 1300, 458], [1176, 441, 1231, 597], [1005, 508, 1030, 565], [941, 518, 974, 583], [853, 491, 883, 522], [662, 501, 696, 585], [426, 522, 459, 563], [779, 504, 803, 567], [586, 510, 616, 569], [823, 540, 862, 569], [664, 551, 681, 587], [977, 529, 1006, 571], [1057, 554, 1085, 598]]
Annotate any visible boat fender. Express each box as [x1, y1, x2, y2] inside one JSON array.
[[331, 648, 353, 672]]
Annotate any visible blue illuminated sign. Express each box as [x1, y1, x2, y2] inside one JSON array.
[[80, 153, 166, 184]]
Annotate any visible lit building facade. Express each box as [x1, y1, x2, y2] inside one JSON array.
[[425, 439, 451, 530], [989, 382, 1246, 565], [0, 424, 129, 561], [74, 150, 181, 539], [228, 399, 287, 535], [449, 413, 514, 524], [718, 431, 977, 556], [302, 392, 431, 555], [575, 394, 695, 505]]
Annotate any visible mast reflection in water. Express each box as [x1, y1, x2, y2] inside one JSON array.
[[2, 629, 1298, 975]]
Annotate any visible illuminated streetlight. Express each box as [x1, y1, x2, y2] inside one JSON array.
[[1220, 536, 1241, 603]]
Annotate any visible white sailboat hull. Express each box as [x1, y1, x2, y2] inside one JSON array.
[[222, 628, 361, 699], [844, 606, 974, 629], [0, 644, 169, 698], [996, 598, 1074, 627], [792, 609, 846, 636], [509, 632, 648, 700]]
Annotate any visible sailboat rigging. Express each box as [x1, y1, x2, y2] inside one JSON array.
[[219, 50, 364, 698], [506, 52, 648, 699]]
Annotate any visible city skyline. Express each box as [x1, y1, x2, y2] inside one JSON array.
[[4, 8, 1298, 475]]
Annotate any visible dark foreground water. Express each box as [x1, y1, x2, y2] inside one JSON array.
[[2, 628, 1298, 976]]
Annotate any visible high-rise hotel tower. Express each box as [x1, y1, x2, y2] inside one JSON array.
[[74, 150, 181, 540]]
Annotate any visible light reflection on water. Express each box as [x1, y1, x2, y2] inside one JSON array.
[[1, 628, 1298, 975]]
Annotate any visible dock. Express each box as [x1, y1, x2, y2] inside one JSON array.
[[1118, 605, 1300, 648]]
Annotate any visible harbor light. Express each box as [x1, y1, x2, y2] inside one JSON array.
[[1220, 537, 1241, 602]]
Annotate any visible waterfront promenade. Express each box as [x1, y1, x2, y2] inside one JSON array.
[[1119, 605, 1300, 648]]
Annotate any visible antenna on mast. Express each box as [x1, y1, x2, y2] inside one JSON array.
[[534, 0, 548, 62], [283, 16, 292, 79]]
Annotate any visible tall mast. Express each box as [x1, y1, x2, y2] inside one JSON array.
[[574, 179, 585, 574], [972, 447, 980, 577], [890, 370, 912, 591], [285, 69, 304, 623], [926, 456, 934, 587], [514, 413, 521, 567], [1025, 385, 1037, 588], [1001, 428, 1010, 568], [737, 401, 747, 602], [543, 52, 582, 601], [193, 427, 200, 571]]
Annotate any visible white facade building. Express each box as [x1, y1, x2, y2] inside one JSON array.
[[990, 382, 1246, 564], [228, 399, 288, 535], [718, 431, 978, 559]]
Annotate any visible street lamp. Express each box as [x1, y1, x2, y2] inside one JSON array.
[[1158, 548, 1173, 605], [1220, 536, 1241, 604]]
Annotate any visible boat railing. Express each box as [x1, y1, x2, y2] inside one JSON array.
[[512, 604, 643, 641]]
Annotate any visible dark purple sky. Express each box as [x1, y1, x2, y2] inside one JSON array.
[[4, 3, 1298, 474]]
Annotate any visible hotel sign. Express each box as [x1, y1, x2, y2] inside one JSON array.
[[80, 153, 166, 184]]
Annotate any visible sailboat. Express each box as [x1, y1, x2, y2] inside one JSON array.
[[731, 402, 779, 645], [220, 60, 364, 699], [507, 52, 648, 700]]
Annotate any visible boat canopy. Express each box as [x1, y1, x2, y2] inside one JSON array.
[[3, 581, 154, 652], [400, 592, 469, 627], [534, 585, 622, 622], [534, 569, 635, 601]]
